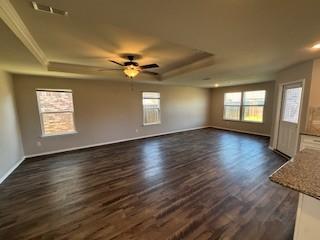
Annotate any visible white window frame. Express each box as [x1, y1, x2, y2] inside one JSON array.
[[241, 90, 266, 123], [223, 92, 242, 121], [36, 89, 77, 137], [142, 92, 161, 126], [223, 90, 266, 124]]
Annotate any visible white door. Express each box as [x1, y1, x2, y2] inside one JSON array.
[[277, 83, 303, 157]]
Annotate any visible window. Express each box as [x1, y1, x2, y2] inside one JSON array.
[[223, 90, 266, 123], [143, 92, 161, 125], [223, 92, 242, 120], [282, 87, 302, 123], [36, 89, 76, 136], [242, 90, 266, 123]]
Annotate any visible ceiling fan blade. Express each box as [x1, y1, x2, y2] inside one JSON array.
[[97, 68, 123, 72], [109, 60, 124, 66], [140, 63, 159, 69], [141, 71, 159, 76]]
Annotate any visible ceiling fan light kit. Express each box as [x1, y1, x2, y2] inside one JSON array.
[[124, 65, 140, 78]]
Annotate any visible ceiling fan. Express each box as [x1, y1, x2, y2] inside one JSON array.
[[103, 55, 159, 78]]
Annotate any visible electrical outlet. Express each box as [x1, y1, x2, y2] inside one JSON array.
[[135, 129, 139, 133], [37, 141, 42, 147]]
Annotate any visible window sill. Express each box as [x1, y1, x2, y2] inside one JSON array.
[[41, 131, 78, 138], [223, 119, 264, 124], [223, 119, 241, 122], [143, 122, 161, 126], [241, 120, 264, 124]]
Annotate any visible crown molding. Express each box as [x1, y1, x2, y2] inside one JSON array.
[[48, 61, 106, 73], [161, 55, 215, 80], [0, 0, 48, 66]]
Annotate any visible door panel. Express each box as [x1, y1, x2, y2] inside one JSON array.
[[277, 84, 303, 157]]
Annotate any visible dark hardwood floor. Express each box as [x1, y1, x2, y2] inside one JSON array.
[[0, 129, 298, 240]]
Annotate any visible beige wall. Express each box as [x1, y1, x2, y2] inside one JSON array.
[[0, 71, 24, 181], [13, 75, 211, 156], [210, 81, 275, 136], [270, 60, 313, 147]]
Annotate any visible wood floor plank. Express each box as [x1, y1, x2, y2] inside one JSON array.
[[0, 129, 298, 239]]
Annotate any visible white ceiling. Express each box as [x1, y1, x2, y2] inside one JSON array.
[[2, 0, 320, 87]]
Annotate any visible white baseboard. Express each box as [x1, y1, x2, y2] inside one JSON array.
[[25, 126, 210, 158], [211, 126, 270, 137], [0, 157, 25, 184]]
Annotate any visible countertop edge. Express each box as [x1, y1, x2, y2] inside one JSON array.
[[269, 175, 320, 201], [269, 149, 320, 201], [300, 132, 320, 137]]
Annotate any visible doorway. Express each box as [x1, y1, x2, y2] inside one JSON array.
[[276, 82, 303, 157]]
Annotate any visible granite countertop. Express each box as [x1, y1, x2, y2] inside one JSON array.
[[270, 149, 320, 200]]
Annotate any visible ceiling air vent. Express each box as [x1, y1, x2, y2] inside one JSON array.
[[32, 2, 68, 16]]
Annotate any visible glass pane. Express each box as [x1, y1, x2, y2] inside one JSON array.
[[143, 98, 160, 106], [282, 87, 302, 123], [243, 106, 264, 122], [144, 108, 160, 124], [224, 92, 242, 106], [224, 106, 241, 120], [143, 92, 160, 99], [243, 90, 266, 105], [42, 112, 75, 135], [143, 98, 160, 124], [37, 91, 74, 113]]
